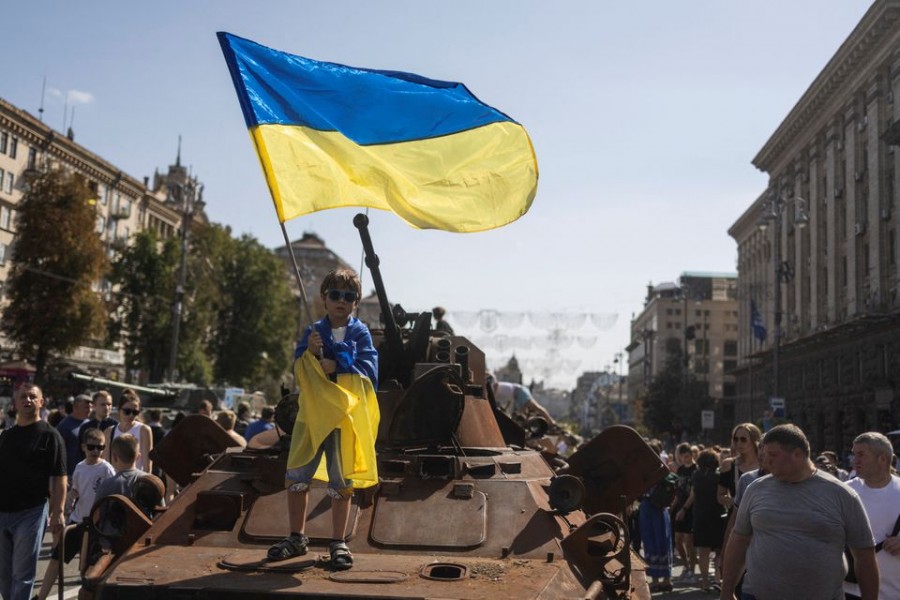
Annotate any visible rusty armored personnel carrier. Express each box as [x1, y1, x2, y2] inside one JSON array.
[[78, 215, 667, 600]]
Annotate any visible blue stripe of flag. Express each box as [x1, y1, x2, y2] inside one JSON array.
[[217, 32, 514, 145]]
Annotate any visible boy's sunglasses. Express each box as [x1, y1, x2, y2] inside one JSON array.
[[325, 289, 358, 303], [121, 407, 141, 416], [86, 444, 105, 451]]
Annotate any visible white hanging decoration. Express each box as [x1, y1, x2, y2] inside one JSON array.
[[559, 312, 588, 329], [451, 311, 479, 328], [590, 313, 619, 330], [479, 309, 501, 333], [527, 311, 558, 330], [498, 311, 526, 329], [577, 336, 598, 349]]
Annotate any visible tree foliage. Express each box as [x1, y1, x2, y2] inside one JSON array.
[[1, 169, 108, 381], [211, 232, 295, 388], [108, 223, 295, 388], [643, 337, 711, 438], [107, 229, 179, 382]]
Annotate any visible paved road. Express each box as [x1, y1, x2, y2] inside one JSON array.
[[654, 564, 723, 599], [36, 534, 82, 600]]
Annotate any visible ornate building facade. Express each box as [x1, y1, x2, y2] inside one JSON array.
[[729, 0, 900, 452], [0, 97, 206, 376]]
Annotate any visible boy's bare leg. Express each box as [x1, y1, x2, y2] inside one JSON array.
[[331, 495, 351, 540], [288, 489, 310, 534]]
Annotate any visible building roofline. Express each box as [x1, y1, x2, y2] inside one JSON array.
[[0, 96, 146, 194], [752, 0, 900, 172]]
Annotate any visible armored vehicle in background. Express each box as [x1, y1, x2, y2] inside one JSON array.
[[78, 215, 666, 599]]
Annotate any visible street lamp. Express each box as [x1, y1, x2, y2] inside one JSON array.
[[613, 351, 625, 421], [756, 184, 808, 400], [167, 176, 204, 382]]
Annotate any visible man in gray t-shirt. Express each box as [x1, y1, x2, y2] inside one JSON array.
[[720, 424, 878, 600]]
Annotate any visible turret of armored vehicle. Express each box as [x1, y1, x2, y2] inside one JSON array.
[[78, 214, 667, 600]]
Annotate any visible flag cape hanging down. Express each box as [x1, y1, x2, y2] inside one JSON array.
[[287, 352, 379, 488], [217, 32, 538, 232], [750, 300, 767, 342]]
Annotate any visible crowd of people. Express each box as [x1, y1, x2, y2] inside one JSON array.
[[0, 382, 277, 600], [635, 423, 900, 599]]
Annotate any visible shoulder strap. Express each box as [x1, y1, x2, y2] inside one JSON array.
[[874, 513, 900, 553]]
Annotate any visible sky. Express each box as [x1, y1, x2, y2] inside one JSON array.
[[4, 1, 872, 389]]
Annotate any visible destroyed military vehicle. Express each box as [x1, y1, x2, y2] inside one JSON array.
[[77, 214, 667, 600]]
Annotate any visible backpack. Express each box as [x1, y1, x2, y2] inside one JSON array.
[[649, 472, 679, 509]]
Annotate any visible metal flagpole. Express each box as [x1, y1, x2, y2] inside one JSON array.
[[279, 221, 315, 326]]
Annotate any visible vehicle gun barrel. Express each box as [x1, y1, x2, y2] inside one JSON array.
[[353, 213, 404, 362]]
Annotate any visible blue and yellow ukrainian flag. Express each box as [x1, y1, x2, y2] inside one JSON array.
[[217, 32, 538, 232]]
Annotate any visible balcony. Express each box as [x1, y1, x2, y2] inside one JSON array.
[[110, 205, 132, 220]]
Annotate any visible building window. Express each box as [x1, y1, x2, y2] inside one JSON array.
[[97, 215, 105, 234], [27, 147, 37, 169], [724, 340, 737, 356], [0, 243, 6, 266], [0, 168, 4, 192], [4, 173, 12, 194], [9, 137, 17, 159], [0, 207, 9, 230], [0, 132, 6, 154]]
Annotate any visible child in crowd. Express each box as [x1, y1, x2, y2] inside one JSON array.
[[268, 269, 379, 570], [37, 427, 115, 600]]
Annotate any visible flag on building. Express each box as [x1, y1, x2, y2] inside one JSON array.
[[750, 300, 767, 342], [217, 32, 538, 232]]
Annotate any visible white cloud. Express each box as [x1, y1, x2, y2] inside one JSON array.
[[46, 87, 94, 105], [66, 90, 94, 105]]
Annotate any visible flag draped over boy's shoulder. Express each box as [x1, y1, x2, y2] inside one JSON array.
[[217, 32, 538, 233], [287, 352, 380, 488]]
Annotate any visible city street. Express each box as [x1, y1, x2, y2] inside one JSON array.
[[36, 535, 81, 600], [654, 564, 723, 599]]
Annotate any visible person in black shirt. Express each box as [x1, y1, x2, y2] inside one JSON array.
[[0, 383, 67, 600]]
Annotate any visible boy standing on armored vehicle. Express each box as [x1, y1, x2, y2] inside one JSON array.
[[268, 269, 379, 570]]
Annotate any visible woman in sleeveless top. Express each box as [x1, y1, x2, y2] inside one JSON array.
[[716, 422, 761, 586], [103, 388, 153, 473]]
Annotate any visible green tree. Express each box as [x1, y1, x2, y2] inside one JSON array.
[[107, 230, 179, 382], [643, 337, 710, 438], [107, 224, 294, 389], [1, 169, 108, 381], [211, 232, 295, 388]]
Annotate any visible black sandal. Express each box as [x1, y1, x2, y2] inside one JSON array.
[[329, 540, 353, 570], [267, 533, 309, 561]]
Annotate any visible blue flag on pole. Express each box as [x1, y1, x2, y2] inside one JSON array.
[[750, 300, 767, 342]]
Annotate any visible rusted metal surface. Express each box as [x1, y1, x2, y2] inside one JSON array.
[[80, 218, 662, 599]]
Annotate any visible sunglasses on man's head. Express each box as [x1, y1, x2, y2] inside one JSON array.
[[325, 289, 358, 303], [86, 444, 105, 452], [121, 407, 141, 416]]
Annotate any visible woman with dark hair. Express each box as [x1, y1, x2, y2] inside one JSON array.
[[102, 388, 153, 474], [680, 448, 725, 591]]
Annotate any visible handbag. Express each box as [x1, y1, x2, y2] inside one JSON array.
[[845, 512, 900, 583]]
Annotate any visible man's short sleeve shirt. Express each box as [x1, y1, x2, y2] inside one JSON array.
[[735, 470, 874, 600], [0, 421, 66, 511]]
